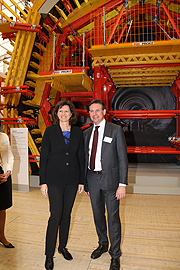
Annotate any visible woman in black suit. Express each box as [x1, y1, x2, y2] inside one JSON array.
[[40, 100, 84, 270]]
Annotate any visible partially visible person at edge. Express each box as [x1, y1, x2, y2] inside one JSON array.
[[40, 100, 85, 270], [0, 119, 14, 249], [84, 99, 128, 270]]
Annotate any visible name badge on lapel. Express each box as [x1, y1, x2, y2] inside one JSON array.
[[103, 136, 113, 143]]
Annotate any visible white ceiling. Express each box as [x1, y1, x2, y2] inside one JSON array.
[[0, 0, 32, 75]]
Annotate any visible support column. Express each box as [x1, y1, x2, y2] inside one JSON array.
[[172, 74, 180, 162], [93, 66, 104, 100], [93, 65, 116, 112]]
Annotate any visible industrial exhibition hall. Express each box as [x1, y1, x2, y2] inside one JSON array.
[[0, 0, 180, 168], [0, 0, 180, 269]]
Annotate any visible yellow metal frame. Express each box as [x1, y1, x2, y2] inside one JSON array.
[[90, 40, 180, 57], [2, 9, 41, 168], [0, 0, 25, 23], [90, 40, 180, 87], [27, 72, 93, 92]]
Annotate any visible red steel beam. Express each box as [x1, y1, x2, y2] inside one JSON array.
[[81, 123, 91, 130], [1, 118, 37, 125], [61, 91, 94, 97], [29, 155, 40, 162], [49, 17, 62, 35], [2, 32, 17, 39], [9, 22, 41, 29], [107, 5, 125, 45], [0, 85, 35, 97], [44, 16, 58, 30], [172, 73, 180, 95], [1, 85, 29, 89], [38, 32, 50, 44], [127, 146, 180, 154], [109, 110, 180, 114], [108, 110, 180, 119], [65, 0, 74, 12], [161, 1, 180, 38], [62, 2, 71, 14], [62, 0, 71, 14], [117, 23, 127, 43], [0, 89, 35, 97], [71, 98, 94, 103], [0, 103, 6, 109], [40, 83, 52, 127], [9, 22, 42, 32], [111, 114, 178, 119], [172, 74, 180, 136]]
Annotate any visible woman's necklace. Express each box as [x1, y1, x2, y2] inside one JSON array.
[[60, 124, 71, 132]]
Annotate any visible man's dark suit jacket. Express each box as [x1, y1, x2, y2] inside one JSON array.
[[39, 124, 84, 186], [84, 121, 128, 191]]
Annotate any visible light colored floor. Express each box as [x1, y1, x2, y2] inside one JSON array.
[[0, 187, 180, 270]]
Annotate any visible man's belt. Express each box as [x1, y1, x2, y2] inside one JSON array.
[[89, 169, 102, 175]]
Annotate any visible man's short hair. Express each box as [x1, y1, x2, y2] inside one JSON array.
[[89, 99, 105, 110]]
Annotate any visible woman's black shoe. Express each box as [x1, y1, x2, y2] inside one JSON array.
[[0, 240, 15, 248], [58, 247, 73, 260], [45, 256, 54, 270]]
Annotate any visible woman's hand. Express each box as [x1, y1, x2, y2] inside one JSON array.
[[0, 174, 6, 184], [41, 184, 48, 197], [0, 171, 11, 184], [84, 191, 90, 197], [78, 184, 84, 194], [4, 171, 11, 179]]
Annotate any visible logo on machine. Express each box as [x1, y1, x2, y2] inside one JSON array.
[[55, 69, 72, 74], [133, 41, 154, 45]]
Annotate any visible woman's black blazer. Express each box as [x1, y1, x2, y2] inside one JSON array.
[[39, 124, 85, 186]]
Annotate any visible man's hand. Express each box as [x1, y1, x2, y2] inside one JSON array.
[[78, 184, 84, 194], [41, 184, 48, 197], [116, 186, 126, 200]]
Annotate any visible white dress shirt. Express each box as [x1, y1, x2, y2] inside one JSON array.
[[88, 119, 105, 171]]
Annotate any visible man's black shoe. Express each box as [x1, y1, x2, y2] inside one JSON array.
[[58, 247, 73, 260], [109, 257, 120, 270], [91, 244, 108, 259], [45, 256, 54, 270]]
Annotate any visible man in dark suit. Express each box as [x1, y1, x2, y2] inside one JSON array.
[[84, 100, 128, 270]]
